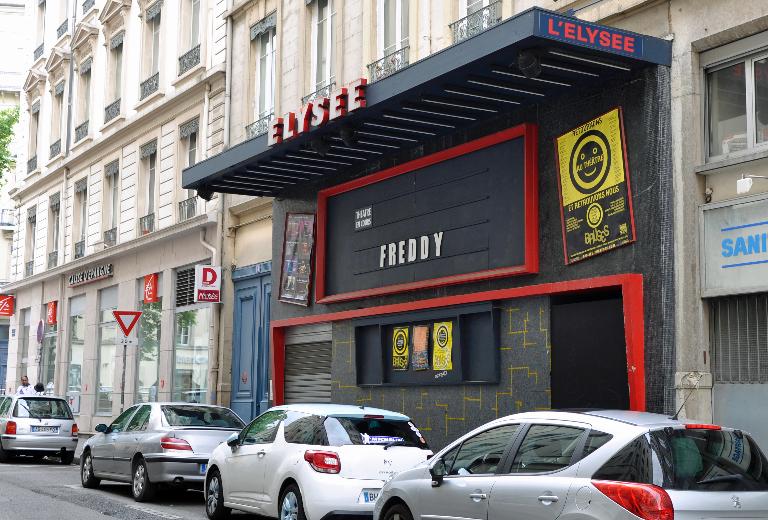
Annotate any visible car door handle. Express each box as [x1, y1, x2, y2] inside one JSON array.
[[257, 450, 266, 457], [537, 495, 559, 504], [469, 493, 488, 502]]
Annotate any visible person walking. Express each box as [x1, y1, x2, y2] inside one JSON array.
[[16, 375, 36, 396]]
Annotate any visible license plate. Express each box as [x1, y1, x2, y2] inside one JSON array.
[[31, 426, 58, 433], [199, 463, 207, 475], [362, 490, 379, 503]]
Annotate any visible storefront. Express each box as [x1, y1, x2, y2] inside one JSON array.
[[184, 8, 673, 448]]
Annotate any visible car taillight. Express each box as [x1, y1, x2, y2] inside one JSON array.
[[72, 424, 79, 437], [685, 423, 721, 430], [304, 450, 341, 474], [5, 421, 16, 435], [593, 481, 673, 520], [160, 436, 193, 451]]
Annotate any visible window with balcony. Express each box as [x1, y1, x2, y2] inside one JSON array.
[[140, 3, 162, 100], [105, 33, 123, 123], [370, 0, 409, 82], [28, 102, 40, 173], [247, 15, 276, 139], [25, 207, 36, 277], [309, 0, 335, 100], [34, 1, 46, 61], [140, 141, 158, 234], [48, 193, 60, 268], [75, 59, 91, 142], [179, 119, 198, 221], [50, 82, 64, 159], [451, 0, 501, 44], [178, 0, 201, 76], [103, 160, 120, 246], [74, 178, 88, 258]]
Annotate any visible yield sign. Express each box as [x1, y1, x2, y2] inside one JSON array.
[[113, 310, 142, 337]]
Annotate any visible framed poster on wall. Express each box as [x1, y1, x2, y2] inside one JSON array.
[[279, 213, 316, 306]]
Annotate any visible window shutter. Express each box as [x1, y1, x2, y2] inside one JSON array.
[[175, 267, 195, 307]]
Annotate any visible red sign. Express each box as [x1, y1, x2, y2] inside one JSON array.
[[194, 266, 222, 303], [268, 78, 367, 146], [540, 12, 639, 56], [195, 289, 221, 302], [112, 310, 142, 337], [0, 295, 13, 317], [143, 273, 158, 303], [46, 301, 57, 325]]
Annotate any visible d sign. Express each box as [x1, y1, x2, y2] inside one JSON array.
[[194, 265, 222, 303]]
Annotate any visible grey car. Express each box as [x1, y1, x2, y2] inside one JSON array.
[[0, 395, 78, 464], [373, 410, 768, 520], [80, 402, 244, 502]]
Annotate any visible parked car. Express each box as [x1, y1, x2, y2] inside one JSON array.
[[80, 402, 245, 502], [373, 410, 768, 520], [0, 394, 78, 464], [204, 404, 432, 520]]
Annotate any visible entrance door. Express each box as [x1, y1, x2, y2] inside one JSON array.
[[550, 291, 629, 409], [230, 264, 271, 422]]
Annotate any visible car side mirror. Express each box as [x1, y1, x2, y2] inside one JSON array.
[[430, 458, 447, 487], [226, 432, 239, 449], [95, 423, 108, 433]]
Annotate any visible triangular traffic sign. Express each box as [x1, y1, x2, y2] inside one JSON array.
[[113, 310, 142, 337]]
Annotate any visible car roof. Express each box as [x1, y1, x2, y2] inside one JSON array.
[[270, 403, 411, 420], [501, 409, 683, 429]]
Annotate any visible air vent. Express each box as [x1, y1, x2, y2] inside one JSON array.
[[175, 267, 195, 307]]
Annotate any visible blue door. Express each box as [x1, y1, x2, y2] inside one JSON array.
[[0, 325, 8, 394], [230, 262, 271, 422]]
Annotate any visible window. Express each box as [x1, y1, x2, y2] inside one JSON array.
[[41, 304, 57, 392], [108, 406, 138, 433], [96, 286, 118, 414], [25, 209, 36, 266], [144, 152, 157, 217], [136, 277, 161, 403], [18, 308, 30, 380], [463, 0, 490, 16], [284, 413, 327, 445], [312, 0, 335, 91], [35, 1, 46, 50], [74, 179, 88, 246], [29, 107, 39, 161], [144, 8, 162, 77], [104, 164, 120, 232], [582, 430, 613, 458], [126, 405, 152, 432], [324, 416, 429, 448], [241, 410, 286, 444], [161, 405, 244, 428], [444, 424, 519, 475], [186, 0, 200, 48], [110, 39, 123, 102], [78, 65, 91, 125], [66, 295, 85, 410], [173, 267, 211, 403], [0, 397, 12, 417], [379, 0, 408, 57], [14, 399, 72, 420], [253, 26, 276, 121], [509, 425, 585, 474], [51, 84, 64, 146], [48, 194, 61, 258]]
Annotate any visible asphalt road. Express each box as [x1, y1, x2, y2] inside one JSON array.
[[0, 457, 261, 520]]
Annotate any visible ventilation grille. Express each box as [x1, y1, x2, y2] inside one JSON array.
[[284, 342, 332, 404], [176, 268, 195, 307], [711, 293, 768, 383]]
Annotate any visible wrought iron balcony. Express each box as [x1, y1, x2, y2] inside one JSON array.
[[75, 120, 89, 142], [25, 261, 33, 278], [103, 227, 117, 247], [104, 99, 121, 123], [33, 44, 44, 61], [140, 72, 160, 100], [246, 112, 273, 140], [178, 44, 201, 76], [140, 213, 155, 235], [49, 139, 61, 159], [27, 155, 37, 173], [82, 0, 95, 14], [302, 81, 336, 105], [57, 19, 68, 39], [178, 197, 197, 222], [449, 1, 502, 44], [74, 240, 85, 259], [47, 251, 58, 269], [368, 46, 410, 82], [0, 209, 14, 227]]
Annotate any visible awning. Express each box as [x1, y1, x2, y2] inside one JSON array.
[[182, 7, 671, 198]]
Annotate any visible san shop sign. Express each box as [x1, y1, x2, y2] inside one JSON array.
[[268, 78, 367, 146], [194, 266, 221, 303]]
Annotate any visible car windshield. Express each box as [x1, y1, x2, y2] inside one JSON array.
[[325, 416, 429, 449], [14, 398, 72, 420], [161, 405, 244, 429]]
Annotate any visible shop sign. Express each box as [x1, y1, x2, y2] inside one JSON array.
[[0, 295, 14, 317], [144, 273, 159, 303], [555, 108, 636, 264], [68, 263, 114, 287], [268, 78, 367, 146], [194, 265, 221, 303], [537, 12, 642, 58], [46, 301, 57, 325], [701, 195, 768, 297]]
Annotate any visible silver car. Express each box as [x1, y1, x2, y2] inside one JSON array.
[[374, 410, 768, 520], [0, 394, 79, 464], [80, 402, 244, 502]]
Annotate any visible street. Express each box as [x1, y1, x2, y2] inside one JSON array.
[[0, 459, 257, 520]]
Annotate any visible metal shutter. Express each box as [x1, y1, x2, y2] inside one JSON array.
[[710, 293, 768, 383], [176, 268, 195, 307]]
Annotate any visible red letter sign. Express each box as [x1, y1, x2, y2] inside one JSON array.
[[0, 295, 13, 317], [46, 301, 57, 325], [144, 273, 158, 303]]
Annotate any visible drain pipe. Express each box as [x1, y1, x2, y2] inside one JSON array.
[[199, 228, 220, 405]]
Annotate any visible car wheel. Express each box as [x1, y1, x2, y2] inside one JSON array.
[[60, 451, 75, 465], [206, 469, 231, 520], [383, 503, 414, 520], [80, 451, 100, 488], [132, 458, 156, 502], [279, 484, 306, 520]]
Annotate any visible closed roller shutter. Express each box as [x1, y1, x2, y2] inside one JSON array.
[[284, 324, 333, 404]]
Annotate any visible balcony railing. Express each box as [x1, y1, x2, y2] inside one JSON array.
[[178, 44, 201, 76], [368, 46, 410, 82], [104, 98, 121, 123], [140, 72, 160, 100], [140, 213, 155, 235], [74, 240, 85, 259], [246, 112, 274, 139], [50, 139, 61, 159], [83, 0, 95, 14], [178, 197, 197, 222], [449, 1, 502, 44], [27, 155, 37, 173], [24, 261, 33, 278], [47, 251, 58, 269], [57, 19, 68, 39], [75, 120, 89, 142], [302, 81, 336, 105], [33, 44, 44, 61], [103, 227, 117, 247], [0, 209, 14, 227]]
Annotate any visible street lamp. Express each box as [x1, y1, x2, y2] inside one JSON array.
[[736, 174, 768, 195]]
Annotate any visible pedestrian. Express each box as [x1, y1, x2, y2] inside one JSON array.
[[16, 375, 35, 396], [34, 383, 45, 395]]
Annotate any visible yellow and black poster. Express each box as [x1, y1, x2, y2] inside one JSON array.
[[432, 322, 453, 371], [555, 108, 636, 264], [392, 327, 410, 370]]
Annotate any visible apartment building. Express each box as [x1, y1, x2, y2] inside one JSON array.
[[2, 0, 231, 431]]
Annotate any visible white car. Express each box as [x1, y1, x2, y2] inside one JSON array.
[[204, 404, 432, 520]]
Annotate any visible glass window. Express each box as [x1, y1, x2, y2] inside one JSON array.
[[708, 63, 747, 156], [146, 152, 156, 215], [126, 405, 152, 432], [446, 424, 519, 475], [285, 413, 327, 445], [190, 0, 200, 47], [97, 286, 118, 414], [67, 296, 86, 407], [381, 0, 408, 56], [324, 416, 429, 449], [255, 28, 276, 120], [136, 279, 161, 403], [241, 410, 286, 444], [0, 397, 12, 416], [151, 15, 161, 74], [18, 308, 30, 380], [161, 405, 244, 429], [313, 0, 335, 90], [41, 308, 57, 392], [755, 57, 768, 144], [583, 430, 613, 458], [79, 69, 91, 123], [111, 43, 123, 100], [509, 425, 585, 474], [108, 406, 138, 433], [50, 204, 60, 254], [172, 306, 210, 403], [14, 398, 73, 420]]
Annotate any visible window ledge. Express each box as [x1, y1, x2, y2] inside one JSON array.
[[696, 148, 768, 175], [134, 89, 165, 111], [172, 63, 206, 87], [101, 114, 126, 133], [71, 135, 93, 152], [46, 152, 65, 167]]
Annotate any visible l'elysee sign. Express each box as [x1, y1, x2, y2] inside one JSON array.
[[68, 263, 114, 287]]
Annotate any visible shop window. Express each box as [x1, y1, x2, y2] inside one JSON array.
[[136, 277, 161, 403], [96, 286, 118, 414], [710, 293, 768, 383], [41, 305, 57, 393], [173, 267, 210, 403], [18, 308, 30, 381], [67, 295, 86, 413], [311, 0, 335, 93], [378, 0, 408, 57]]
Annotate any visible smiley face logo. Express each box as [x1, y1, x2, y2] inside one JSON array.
[[569, 130, 612, 195], [586, 203, 604, 229]]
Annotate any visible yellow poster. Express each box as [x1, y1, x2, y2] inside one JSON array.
[[432, 322, 453, 371], [392, 327, 409, 370]]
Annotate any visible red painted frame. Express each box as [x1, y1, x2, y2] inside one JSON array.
[[271, 273, 646, 411], [314, 124, 539, 304]]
